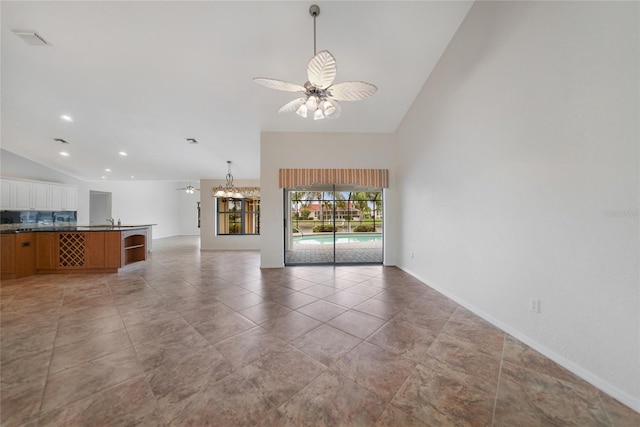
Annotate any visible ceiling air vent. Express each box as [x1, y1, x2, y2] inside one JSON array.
[[54, 138, 69, 144], [12, 30, 50, 46], [186, 138, 198, 144]]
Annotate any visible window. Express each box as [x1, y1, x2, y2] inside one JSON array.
[[217, 197, 260, 235]]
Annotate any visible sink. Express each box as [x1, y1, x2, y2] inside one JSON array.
[[79, 225, 145, 228]]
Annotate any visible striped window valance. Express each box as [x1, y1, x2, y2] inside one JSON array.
[[279, 169, 389, 188]]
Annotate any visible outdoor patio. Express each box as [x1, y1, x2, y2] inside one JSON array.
[[285, 240, 383, 264]]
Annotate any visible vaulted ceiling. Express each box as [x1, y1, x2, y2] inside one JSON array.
[[1, 1, 473, 181]]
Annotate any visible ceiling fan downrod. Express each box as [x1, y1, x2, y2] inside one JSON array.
[[310, 4, 320, 56]]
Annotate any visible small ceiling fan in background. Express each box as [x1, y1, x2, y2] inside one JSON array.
[[176, 183, 199, 194], [254, 4, 377, 120]]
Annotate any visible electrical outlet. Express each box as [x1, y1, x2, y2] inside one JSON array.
[[530, 299, 540, 313]]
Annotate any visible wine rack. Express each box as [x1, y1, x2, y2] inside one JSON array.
[[58, 232, 86, 267]]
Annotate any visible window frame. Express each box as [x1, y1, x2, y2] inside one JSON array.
[[216, 197, 260, 236]]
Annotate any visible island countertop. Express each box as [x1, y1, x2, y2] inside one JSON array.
[[0, 225, 155, 234], [1, 225, 155, 279]]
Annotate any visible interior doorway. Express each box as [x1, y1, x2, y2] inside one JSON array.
[[284, 185, 383, 265], [89, 191, 112, 225]]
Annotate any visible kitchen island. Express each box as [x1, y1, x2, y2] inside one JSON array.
[[0, 225, 153, 279]]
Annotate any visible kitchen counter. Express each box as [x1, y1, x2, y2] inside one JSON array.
[[1, 225, 154, 279], [1, 225, 154, 234]]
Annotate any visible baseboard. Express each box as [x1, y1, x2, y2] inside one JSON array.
[[397, 265, 640, 413]]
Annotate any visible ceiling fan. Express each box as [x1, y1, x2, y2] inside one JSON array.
[[254, 4, 377, 120], [176, 183, 199, 194]]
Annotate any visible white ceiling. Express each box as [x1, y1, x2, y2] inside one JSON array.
[[1, 1, 473, 182]]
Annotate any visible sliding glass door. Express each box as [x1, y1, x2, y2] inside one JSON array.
[[284, 185, 383, 265]]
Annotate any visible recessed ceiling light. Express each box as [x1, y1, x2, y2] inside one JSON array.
[[60, 115, 73, 122], [101, 176, 107, 179], [130, 175, 135, 179], [105, 168, 111, 172], [119, 151, 127, 156], [59, 151, 70, 157]]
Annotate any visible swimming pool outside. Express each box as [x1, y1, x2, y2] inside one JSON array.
[[293, 233, 382, 245]]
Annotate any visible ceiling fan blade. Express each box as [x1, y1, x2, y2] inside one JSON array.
[[253, 78, 306, 93], [307, 50, 337, 89], [328, 81, 377, 101], [278, 97, 308, 114]]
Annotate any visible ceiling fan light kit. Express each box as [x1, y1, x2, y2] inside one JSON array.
[[176, 183, 199, 194], [254, 4, 376, 120]]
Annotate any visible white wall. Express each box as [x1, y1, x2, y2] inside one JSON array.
[[177, 187, 201, 236], [396, 1, 639, 409], [200, 178, 261, 250], [86, 180, 183, 239], [260, 132, 397, 268]]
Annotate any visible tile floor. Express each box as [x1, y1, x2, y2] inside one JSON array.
[[1, 236, 638, 426]]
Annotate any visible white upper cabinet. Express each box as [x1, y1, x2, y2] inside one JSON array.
[[1, 179, 78, 211], [63, 186, 78, 210], [13, 181, 33, 210], [50, 185, 64, 210], [1, 181, 11, 209], [32, 183, 49, 210]]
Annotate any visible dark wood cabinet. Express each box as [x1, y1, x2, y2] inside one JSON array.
[[1, 233, 35, 279], [2, 228, 148, 278], [104, 231, 121, 269], [85, 232, 105, 269], [14, 233, 35, 278], [36, 232, 55, 270], [1, 234, 16, 278]]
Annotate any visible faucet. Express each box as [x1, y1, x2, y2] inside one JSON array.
[[107, 218, 115, 227]]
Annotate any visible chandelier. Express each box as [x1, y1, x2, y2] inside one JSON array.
[[213, 161, 243, 198]]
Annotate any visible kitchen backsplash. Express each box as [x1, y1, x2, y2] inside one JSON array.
[[1, 210, 77, 230]]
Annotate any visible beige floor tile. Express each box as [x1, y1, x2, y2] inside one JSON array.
[[261, 311, 322, 342], [392, 357, 497, 426], [292, 324, 361, 366], [296, 299, 347, 322], [277, 370, 386, 426], [49, 328, 134, 373], [41, 348, 143, 413], [328, 310, 386, 339], [366, 318, 445, 363], [237, 301, 292, 325], [494, 361, 610, 426], [334, 341, 416, 401]]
